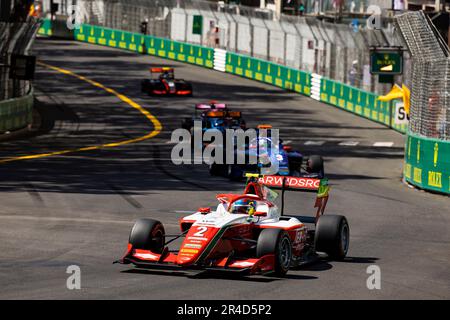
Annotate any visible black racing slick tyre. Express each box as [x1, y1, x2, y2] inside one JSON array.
[[257, 229, 292, 276], [141, 80, 151, 93], [129, 218, 165, 253], [314, 215, 349, 260], [306, 155, 324, 175]]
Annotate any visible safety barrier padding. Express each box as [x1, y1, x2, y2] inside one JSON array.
[[320, 77, 407, 134], [73, 24, 214, 69], [225, 52, 311, 96], [404, 133, 450, 194], [0, 92, 33, 133]]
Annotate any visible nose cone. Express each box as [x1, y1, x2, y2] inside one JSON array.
[[176, 225, 219, 266]]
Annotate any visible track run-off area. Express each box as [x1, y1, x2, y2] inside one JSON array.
[[0, 38, 448, 299]]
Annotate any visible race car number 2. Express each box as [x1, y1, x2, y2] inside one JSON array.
[[193, 226, 208, 237], [221, 304, 271, 315]]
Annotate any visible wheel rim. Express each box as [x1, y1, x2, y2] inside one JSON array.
[[341, 223, 349, 254], [279, 237, 292, 268]]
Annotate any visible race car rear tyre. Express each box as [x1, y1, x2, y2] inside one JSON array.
[[306, 155, 324, 175], [257, 229, 292, 276], [129, 218, 165, 254], [314, 215, 349, 260]]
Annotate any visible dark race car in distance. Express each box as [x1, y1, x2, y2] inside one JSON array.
[[141, 67, 193, 96], [181, 102, 247, 134]]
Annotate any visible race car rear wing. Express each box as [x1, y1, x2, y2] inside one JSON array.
[[195, 103, 227, 110], [150, 67, 174, 73], [257, 175, 321, 192], [246, 174, 330, 221]]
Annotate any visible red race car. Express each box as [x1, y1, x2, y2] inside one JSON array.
[[141, 67, 193, 96], [115, 174, 349, 276]]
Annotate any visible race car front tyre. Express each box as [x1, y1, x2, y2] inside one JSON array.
[[129, 218, 165, 254], [257, 229, 292, 276], [314, 215, 349, 260]]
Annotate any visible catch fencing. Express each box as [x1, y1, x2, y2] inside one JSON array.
[[395, 11, 450, 194], [396, 11, 449, 140], [0, 21, 39, 100], [0, 21, 39, 132]]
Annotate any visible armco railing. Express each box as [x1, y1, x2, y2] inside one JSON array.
[[39, 22, 450, 194]]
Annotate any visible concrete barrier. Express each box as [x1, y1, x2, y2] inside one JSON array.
[[0, 91, 33, 133]]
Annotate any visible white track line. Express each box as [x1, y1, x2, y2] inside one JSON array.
[[338, 141, 360, 146], [304, 141, 325, 146], [373, 142, 394, 147]]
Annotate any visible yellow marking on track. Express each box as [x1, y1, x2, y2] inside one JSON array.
[[0, 62, 162, 164]]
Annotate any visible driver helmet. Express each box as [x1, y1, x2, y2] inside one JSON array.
[[160, 71, 170, 80], [230, 199, 256, 215]]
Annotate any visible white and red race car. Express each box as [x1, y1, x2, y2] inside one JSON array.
[[115, 175, 349, 276]]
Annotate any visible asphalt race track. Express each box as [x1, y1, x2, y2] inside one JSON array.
[[0, 38, 448, 299]]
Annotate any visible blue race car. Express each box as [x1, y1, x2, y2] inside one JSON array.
[[209, 125, 324, 181]]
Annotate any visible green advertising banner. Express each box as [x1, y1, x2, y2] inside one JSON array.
[[404, 133, 450, 194], [225, 52, 311, 96], [319, 77, 407, 133], [73, 24, 213, 69], [370, 50, 403, 75]]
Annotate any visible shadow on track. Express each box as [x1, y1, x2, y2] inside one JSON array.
[[121, 268, 317, 282]]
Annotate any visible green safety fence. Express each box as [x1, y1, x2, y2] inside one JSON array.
[[0, 92, 33, 133], [320, 77, 407, 134], [73, 24, 214, 69], [224, 52, 311, 96], [404, 133, 450, 194]]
